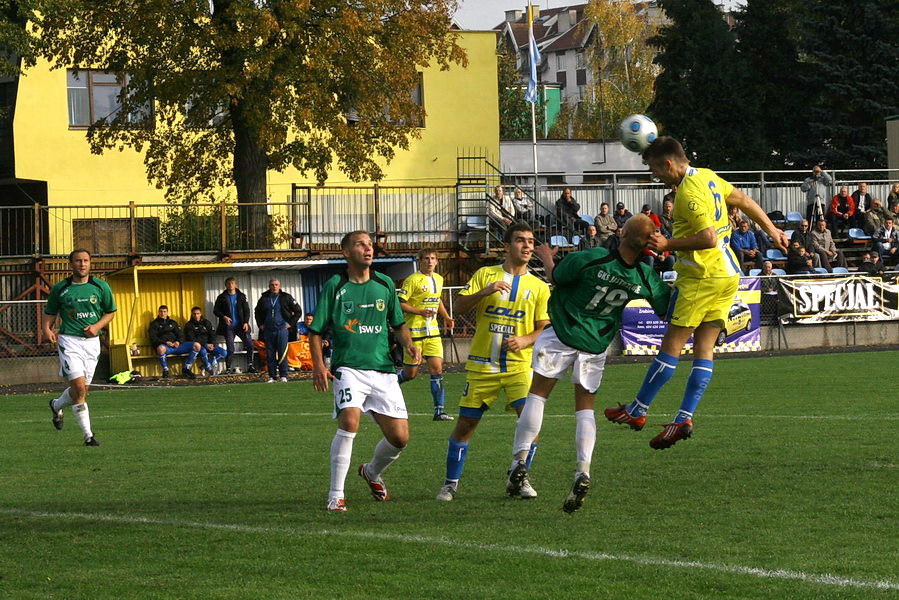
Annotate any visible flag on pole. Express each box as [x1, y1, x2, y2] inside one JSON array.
[[525, 3, 541, 104]]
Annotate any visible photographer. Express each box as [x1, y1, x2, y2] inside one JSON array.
[[800, 165, 832, 223]]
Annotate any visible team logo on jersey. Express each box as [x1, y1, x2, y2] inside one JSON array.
[[376, 299, 385, 311], [343, 301, 354, 314], [344, 318, 360, 333], [420, 285, 429, 292], [688, 201, 699, 212], [90, 294, 99, 305]]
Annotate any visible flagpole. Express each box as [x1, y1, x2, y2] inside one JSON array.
[[531, 91, 538, 203], [526, 1, 540, 214]]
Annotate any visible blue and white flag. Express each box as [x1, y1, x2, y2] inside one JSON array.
[[525, 4, 541, 104]]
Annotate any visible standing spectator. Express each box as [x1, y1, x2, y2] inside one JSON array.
[[872, 217, 899, 264], [593, 202, 618, 246], [396, 248, 455, 421], [613, 202, 632, 230], [213, 277, 256, 374], [43, 249, 116, 446], [800, 165, 832, 223], [149, 305, 201, 379], [512, 186, 533, 222], [731, 220, 764, 272], [809, 220, 848, 271], [786, 240, 815, 274], [659, 197, 674, 238], [184, 306, 228, 376], [254, 279, 302, 383], [863, 198, 891, 236], [488, 185, 514, 226], [309, 230, 420, 512], [790, 219, 824, 268], [857, 252, 886, 276], [577, 224, 602, 250], [556, 187, 586, 231], [826, 186, 855, 235], [851, 182, 873, 227], [886, 183, 899, 208], [891, 199, 899, 223], [435, 223, 550, 502]]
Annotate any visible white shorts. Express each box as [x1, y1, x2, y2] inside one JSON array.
[[531, 328, 607, 394], [332, 367, 408, 420], [57, 334, 101, 384]]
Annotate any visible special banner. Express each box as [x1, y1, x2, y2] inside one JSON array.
[[777, 275, 899, 324], [620, 277, 761, 355]]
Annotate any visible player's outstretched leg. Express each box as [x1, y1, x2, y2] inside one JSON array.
[[328, 429, 355, 511], [650, 358, 710, 449]]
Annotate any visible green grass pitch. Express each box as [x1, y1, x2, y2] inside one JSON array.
[[2, 351, 897, 599]]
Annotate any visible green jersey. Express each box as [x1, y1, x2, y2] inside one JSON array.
[[311, 271, 405, 373], [44, 276, 117, 338], [549, 247, 670, 353]]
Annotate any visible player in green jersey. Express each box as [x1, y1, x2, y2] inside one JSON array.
[[510, 215, 669, 512], [310, 231, 421, 512], [43, 249, 117, 446]]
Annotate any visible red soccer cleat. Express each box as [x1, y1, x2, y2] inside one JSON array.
[[604, 404, 646, 431], [358, 464, 389, 501], [649, 420, 693, 450]]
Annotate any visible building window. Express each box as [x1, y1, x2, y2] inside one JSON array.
[[556, 53, 565, 70], [67, 70, 152, 128], [576, 50, 585, 69], [73, 217, 159, 254]]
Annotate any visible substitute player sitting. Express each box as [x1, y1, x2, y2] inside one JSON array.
[[509, 215, 670, 513], [396, 248, 455, 421], [310, 231, 421, 512], [435, 223, 550, 502], [605, 136, 788, 449]]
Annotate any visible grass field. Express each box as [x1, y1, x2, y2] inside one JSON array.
[[2, 351, 898, 599]]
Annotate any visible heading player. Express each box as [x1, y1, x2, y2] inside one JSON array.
[[605, 136, 788, 449], [309, 231, 421, 512], [396, 248, 455, 421], [435, 222, 550, 502], [44, 249, 117, 446], [510, 215, 670, 513]]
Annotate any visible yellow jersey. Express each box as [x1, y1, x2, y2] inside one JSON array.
[[459, 265, 550, 374], [397, 271, 444, 339], [673, 167, 742, 279]]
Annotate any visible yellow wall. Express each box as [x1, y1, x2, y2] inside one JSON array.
[[16, 31, 499, 206]]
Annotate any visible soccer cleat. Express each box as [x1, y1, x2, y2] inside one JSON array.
[[506, 461, 528, 497], [518, 477, 538, 499], [266, 378, 276, 383], [49, 399, 64, 430], [326, 497, 347, 512], [84, 436, 101, 447], [435, 484, 457, 502], [649, 419, 693, 450], [279, 377, 289, 383], [358, 464, 389, 501], [433, 411, 454, 421], [162, 369, 170, 379], [604, 403, 646, 431], [181, 368, 196, 380], [562, 472, 591, 514]]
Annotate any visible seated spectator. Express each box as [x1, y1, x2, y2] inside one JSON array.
[[827, 186, 855, 234], [593, 202, 618, 246], [578, 224, 602, 250], [728, 204, 741, 232], [512, 186, 533, 222], [488, 185, 514, 226], [851, 182, 873, 228], [863, 198, 891, 236], [857, 252, 886, 276], [373, 232, 390, 257], [759, 260, 779, 319], [555, 187, 587, 231], [184, 306, 228, 376], [148, 305, 201, 379], [809, 220, 848, 271], [731, 220, 765, 273], [659, 196, 674, 238], [789, 220, 823, 268], [640, 204, 662, 228], [890, 199, 899, 222], [872, 217, 899, 264], [786, 240, 814, 274], [887, 183, 899, 208], [213, 277, 257, 374], [613, 202, 632, 230]]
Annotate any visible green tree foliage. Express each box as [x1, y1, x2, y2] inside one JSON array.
[[498, 44, 544, 140], [36, 0, 466, 245], [792, 0, 899, 169], [0, 1, 37, 77]]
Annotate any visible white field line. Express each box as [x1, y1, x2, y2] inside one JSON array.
[[1, 508, 896, 592]]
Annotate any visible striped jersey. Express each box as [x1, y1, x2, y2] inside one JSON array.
[[397, 271, 443, 339], [460, 265, 550, 374], [673, 167, 742, 279]]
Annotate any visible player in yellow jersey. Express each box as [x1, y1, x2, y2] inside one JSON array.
[[396, 248, 455, 421], [605, 137, 789, 449], [435, 223, 550, 502]]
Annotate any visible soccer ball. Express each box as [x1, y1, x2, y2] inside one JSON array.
[[619, 114, 658, 153]]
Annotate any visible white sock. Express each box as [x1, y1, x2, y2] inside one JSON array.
[[512, 393, 546, 465], [329, 429, 356, 498], [366, 438, 403, 481], [53, 388, 74, 412], [72, 403, 93, 441], [574, 409, 596, 477]]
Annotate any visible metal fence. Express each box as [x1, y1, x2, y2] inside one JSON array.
[[0, 299, 54, 358]]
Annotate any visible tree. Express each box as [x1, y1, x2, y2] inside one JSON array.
[[792, 0, 899, 169], [498, 44, 544, 140], [649, 0, 757, 168], [0, 1, 37, 77], [36, 0, 466, 246]]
